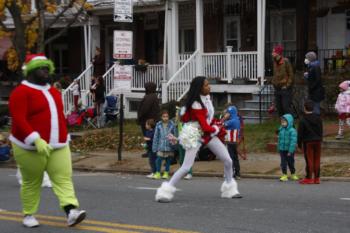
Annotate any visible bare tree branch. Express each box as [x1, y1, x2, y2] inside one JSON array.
[[45, 0, 75, 32], [44, 0, 88, 46]]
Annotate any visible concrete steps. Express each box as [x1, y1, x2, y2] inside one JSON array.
[[240, 85, 274, 124]]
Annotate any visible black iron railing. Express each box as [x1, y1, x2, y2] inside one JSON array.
[[265, 48, 348, 76]]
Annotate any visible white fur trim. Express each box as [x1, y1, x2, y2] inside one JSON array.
[[179, 107, 186, 116], [22, 80, 50, 91], [155, 182, 176, 202], [42, 90, 59, 144], [9, 134, 69, 150], [221, 180, 240, 198], [24, 132, 40, 145], [31, 56, 48, 61], [210, 125, 220, 137], [191, 101, 202, 109]]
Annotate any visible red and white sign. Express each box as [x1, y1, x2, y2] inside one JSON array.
[[113, 65, 132, 90], [113, 30, 133, 60]]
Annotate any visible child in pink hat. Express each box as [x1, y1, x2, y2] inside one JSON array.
[[335, 81, 350, 139]]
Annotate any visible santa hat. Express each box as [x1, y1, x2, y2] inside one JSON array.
[[272, 45, 284, 56], [22, 53, 55, 77]]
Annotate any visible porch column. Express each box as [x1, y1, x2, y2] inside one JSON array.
[[166, 1, 179, 77], [170, 1, 179, 76], [196, 0, 204, 76], [257, 0, 266, 85]]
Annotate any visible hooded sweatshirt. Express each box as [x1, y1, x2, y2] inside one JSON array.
[[297, 113, 323, 148], [278, 114, 297, 153], [223, 106, 240, 143], [137, 82, 160, 124]]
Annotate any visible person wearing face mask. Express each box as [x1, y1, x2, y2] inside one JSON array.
[[303, 51, 325, 115], [9, 54, 86, 228], [277, 114, 298, 182], [271, 45, 294, 117]]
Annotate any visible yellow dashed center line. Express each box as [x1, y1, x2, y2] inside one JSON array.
[[0, 210, 200, 233]]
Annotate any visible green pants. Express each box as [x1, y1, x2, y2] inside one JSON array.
[[178, 145, 192, 175], [13, 144, 79, 215]]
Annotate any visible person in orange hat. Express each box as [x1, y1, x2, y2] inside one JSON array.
[[271, 45, 294, 117], [9, 54, 86, 228]]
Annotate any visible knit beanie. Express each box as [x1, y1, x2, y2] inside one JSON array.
[[339, 81, 349, 91], [305, 51, 317, 62], [272, 45, 283, 56], [22, 53, 55, 77]]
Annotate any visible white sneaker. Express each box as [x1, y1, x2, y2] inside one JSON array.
[[146, 173, 154, 179], [42, 172, 52, 188], [67, 209, 86, 227], [23, 215, 39, 228], [184, 174, 192, 180]]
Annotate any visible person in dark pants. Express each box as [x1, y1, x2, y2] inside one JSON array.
[[298, 100, 323, 184], [222, 105, 241, 179], [303, 52, 325, 115], [144, 119, 157, 178], [137, 82, 160, 157], [271, 45, 294, 117], [277, 114, 298, 182]]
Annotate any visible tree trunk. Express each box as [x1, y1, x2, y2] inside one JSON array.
[[37, 0, 45, 53]]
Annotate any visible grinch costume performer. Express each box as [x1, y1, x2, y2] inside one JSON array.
[[9, 54, 86, 228]]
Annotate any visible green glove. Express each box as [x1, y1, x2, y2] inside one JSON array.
[[34, 138, 53, 157]]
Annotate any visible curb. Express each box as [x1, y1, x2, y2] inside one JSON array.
[[72, 166, 350, 182]]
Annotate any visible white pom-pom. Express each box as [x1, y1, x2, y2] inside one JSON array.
[[178, 122, 203, 150]]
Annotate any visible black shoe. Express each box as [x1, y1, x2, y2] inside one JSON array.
[[141, 153, 148, 158]]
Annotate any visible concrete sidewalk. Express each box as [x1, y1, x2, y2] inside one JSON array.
[[70, 149, 350, 181]]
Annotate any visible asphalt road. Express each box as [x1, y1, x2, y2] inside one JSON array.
[[0, 168, 349, 233]]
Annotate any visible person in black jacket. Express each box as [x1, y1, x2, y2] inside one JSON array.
[[137, 82, 160, 135], [92, 76, 105, 126], [303, 52, 325, 115], [297, 100, 323, 185]]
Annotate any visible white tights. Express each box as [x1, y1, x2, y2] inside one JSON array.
[[169, 136, 233, 186]]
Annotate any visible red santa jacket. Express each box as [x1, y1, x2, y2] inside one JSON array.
[[9, 81, 69, 150], [181, 101, 221, 144]]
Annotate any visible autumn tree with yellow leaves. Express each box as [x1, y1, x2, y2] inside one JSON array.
[[0, 0, 92, 73]]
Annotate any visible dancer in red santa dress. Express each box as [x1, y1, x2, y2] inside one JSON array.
[[9, 54, 86, 228], [155, 76, 242, 202]]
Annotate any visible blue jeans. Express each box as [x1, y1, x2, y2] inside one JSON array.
[[280, 151, 295, 174], [156, 156, 171, 173], [147, 150, 157, 173]]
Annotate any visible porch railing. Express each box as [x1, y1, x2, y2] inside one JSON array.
[[163, 50, 199, 102], [202, 51, 258, 81], [132, 64, 165, 90], [62, 63, 93, 115]]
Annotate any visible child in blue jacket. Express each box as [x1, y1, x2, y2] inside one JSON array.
[[278, 114, 299, 182], [222, 105, 241, 179], [152, 110, 176, 179]]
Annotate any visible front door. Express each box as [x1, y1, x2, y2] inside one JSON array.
[[224, 16, 240, 51], [144, 30, 159, 64]]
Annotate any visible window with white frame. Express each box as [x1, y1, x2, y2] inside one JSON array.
[[179, 29, 195, 53], [224, 16, 240, 51], [269, 11, 296, 51]]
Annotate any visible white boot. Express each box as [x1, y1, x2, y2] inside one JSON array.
[[155, 182, 176, 202], [16, 168, 22, 185], [221, 180, 242, 198], [23, 215, 39, 228]]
